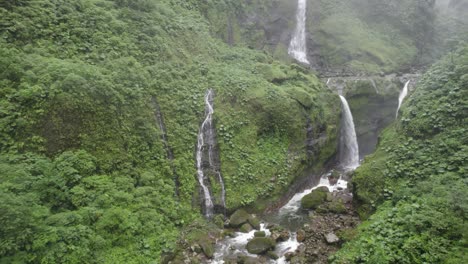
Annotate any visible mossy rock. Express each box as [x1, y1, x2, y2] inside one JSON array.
[[315, 205, 329, 214], [254, 231, 266, 237], [328, 199, 347, 214], [248, 216, 261, 229], [229, 209, 250, 227], [199, 240, 215, 259], [301, 187, 329, 209], [237, 255, 261, 264], [266, 251, 279, 260], [240, 223, 253, 233], [246, 237, 276, 255]]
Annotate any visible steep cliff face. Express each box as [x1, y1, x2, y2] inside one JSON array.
[[325, 74, 420, 157], [203, 0, 466, 75], [332, 46, 468, 264]]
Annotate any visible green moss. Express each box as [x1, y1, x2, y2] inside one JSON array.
[[301, 187, 329, 209], [333, 46, 468, 264], [229, 209, 250, 227], [246, 237, 276, 255]]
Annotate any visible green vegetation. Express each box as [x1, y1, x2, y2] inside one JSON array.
[[307, 0, 438, 73], [1, 0, 466, 263], [0, 0, 339, 262], [332, 46, 468, 263]]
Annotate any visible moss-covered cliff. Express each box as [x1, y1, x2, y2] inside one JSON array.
[[332, 45, 468, 263], [202, 0, 467, 75], [0, 0, 340, 262]]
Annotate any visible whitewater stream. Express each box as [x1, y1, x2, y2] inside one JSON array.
[[396, 80, 410, 118], [210, 94, 359, 263]]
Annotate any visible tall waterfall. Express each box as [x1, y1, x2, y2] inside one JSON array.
[[396, 80, 410, 118], [289, 0, 310, 64], [339, 95, 359, 170], [196, 90, 215, 217], [196, 89, 226, 218]]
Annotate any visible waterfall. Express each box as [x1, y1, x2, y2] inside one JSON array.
[[196, 89, 226, 218], [339, 95, 359, 170], [396, 80, 410, 118], [289, 0, 310, 64], [370, 79, 378, 94]]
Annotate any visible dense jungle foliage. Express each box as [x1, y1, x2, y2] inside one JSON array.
[[1, 0, 467, 263], [0, 0, 339, 262], [332, 46, 468, 263]]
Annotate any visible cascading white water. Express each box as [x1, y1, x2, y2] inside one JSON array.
[[211, 95, 360, 263], [288, 0, 310, 64], [396, 80, 410, 118], [217, 171, 226, 212], [339, 95, 359, 170], [196, 90, 215, 218]]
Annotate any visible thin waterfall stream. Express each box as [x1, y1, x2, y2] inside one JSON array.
[[396, 80, 410, 118], [196, 90, 215, 218], [338, 95, 360, 171], [196, 89, 226, 218], [289, 0, 310, 64], [211, 93, 361, 263]]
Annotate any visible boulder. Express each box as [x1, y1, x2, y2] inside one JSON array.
[[237, 255, 266, 264], [248, 216, 261, 229], [199, 240, 214, 258], [229, 209, 250, 227], [246, 237, 276, 255], [254, 231, 266, 237], [240, 223, 253, 233], [285, 252, 295, 261], [328, 199, 347, 214], [296, 229, 306, 242], [270, 226, 290, 242], [301, 187, 329, 209], [266, 251, 279, 260], [324, 233, 340, 244]]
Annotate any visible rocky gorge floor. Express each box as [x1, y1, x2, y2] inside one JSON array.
[[163, 175, 361, 264]]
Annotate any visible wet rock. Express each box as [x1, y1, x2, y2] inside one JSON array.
[[229, 209, 250, 227], [315, 205, 329, 214], [270, 226, 290, 242], [324, 233, 340, 244], [200, 240, 215, 258], [266, 251, 279, 260], [240, 223, 253, 233], [222, 258, 237, 264], [254, 231, 266, 237], [301, 187, 328, 209], [290, 255, 307, 264], [328, 199, 347, 214], [246, 237, 276, 255], [296, 229, 306, 242], [285, 252, 295, 261], [190, 244, 202, 254], [237, 255, 267, 264], [248, 215, 261, 229], [222, 230, 235, 238]]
